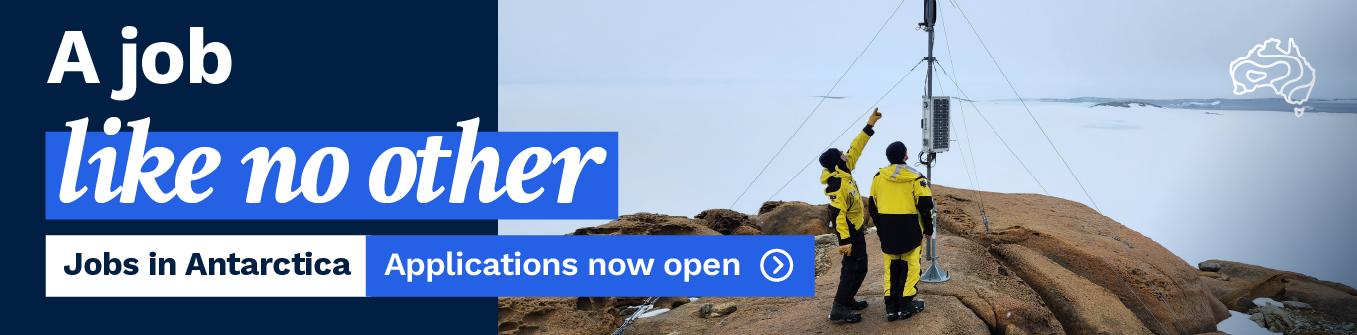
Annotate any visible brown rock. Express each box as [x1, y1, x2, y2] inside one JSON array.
[[570, 213, 720, 236], [711, 303, 737, 317], [731, 225, 763, 235], [1220, 274, 1288, 311], [503, 213, 716, 334], [669, 299, 689, 309], [754, 197, 876, 237], [1214, 259, 1356, 296], [506, 185, 1348, 334], [933, 184, 1231, 334], [756, 201, 831, 236], [1214, 259, 1275, 282], [1200, 272, 1253, 303], [497, 296, 650, 335], [1196, 259, 1356, 324], [917, 236, 1066, 334], [631, 295, 989, 334], [689, 301, 738, 318], [1285, 280, 1357, 324], [860, 195, 875, 229], [694, 209, 758, 235], [628, 233, 999, 334], [993, 243, 1154, 334], [820, 231, 1065, 334], [757, 201, 786, 215]]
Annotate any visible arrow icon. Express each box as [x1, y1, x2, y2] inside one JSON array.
[[760, 249, 793, 282]]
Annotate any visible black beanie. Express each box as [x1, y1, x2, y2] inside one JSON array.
[[886, 141, 907, 165], [819, 148, 842, 170]]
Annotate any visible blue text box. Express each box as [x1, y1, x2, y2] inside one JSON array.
[[365, 235, 815, 297], [45, 131, 618, 220]]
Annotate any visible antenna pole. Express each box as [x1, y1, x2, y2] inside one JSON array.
[[925, 5, 934, 106], [919, 0, 950, 283]]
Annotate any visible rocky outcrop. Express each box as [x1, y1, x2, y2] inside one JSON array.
[[1200, 260, 1357, 324], [497, 296, 698, 335], [932, 185, 1230, 334], [993, 244, 1153, 334], [571, 213, 720, 236], [755, 198, 874, 237], [730, 225, 762, 235], [625, 221, 990, 334], [627, 295, 989, 334], [500, 185, 1356, 334], [1285, 280, 1357, 324], [1198, 261, 1221, 272], [1239, 298, 1357, 335], [503, 213, 717, 334], [695, 302, 737, 318], [1249, 305, 1294, 333], [812, 234, 836, 277], [498, 296, 650, 335], [1212, 260, 1355, 296], [1283, 300, 1312, 309], [694, 209, 760, 235], [917, 236, 1066, 334], [755, 201, 830, 236]]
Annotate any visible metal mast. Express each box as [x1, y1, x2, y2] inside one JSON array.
[[919, 0, 950, 283]]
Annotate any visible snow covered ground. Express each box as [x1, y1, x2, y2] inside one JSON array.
[[1216, 298, 1288, 334], [498, 84, 1357, 289], [1218, 310, 1270, 335]]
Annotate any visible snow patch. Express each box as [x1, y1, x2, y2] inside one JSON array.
[[1217, 310, 1273, 335], [1253, 297, 1283, 307], [638, 308, 670, 318]]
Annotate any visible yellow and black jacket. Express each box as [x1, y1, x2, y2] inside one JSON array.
[[821, 125, 874, 251], [867, 163, 935, 254]]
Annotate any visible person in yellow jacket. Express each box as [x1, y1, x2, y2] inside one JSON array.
[[819, 109, 881, 323], [867, 141, 934, 321]]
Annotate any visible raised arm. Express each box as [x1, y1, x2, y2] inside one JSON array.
[[844, 109, 882, 171]]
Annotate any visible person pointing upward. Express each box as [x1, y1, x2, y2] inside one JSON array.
[[819, 108, 881, 324]]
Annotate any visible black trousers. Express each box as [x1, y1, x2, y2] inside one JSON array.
[[834, 253, 869, 307]]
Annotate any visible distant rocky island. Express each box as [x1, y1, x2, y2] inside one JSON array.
[[1033, 97, 1357, 114], [1089, 101, 1165, 108]]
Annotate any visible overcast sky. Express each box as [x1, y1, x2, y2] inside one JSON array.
[[500, 0, 1355, 99]]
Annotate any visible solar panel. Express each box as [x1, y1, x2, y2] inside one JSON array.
[[921, 96, 950, 153]]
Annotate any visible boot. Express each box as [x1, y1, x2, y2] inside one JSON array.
[[849, 300, 869, 310], [898, 298, 925, 320], [885, 296, 901, 321], [827, 302, 863, 323]]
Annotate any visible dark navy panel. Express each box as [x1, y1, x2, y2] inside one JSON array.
[[4, 1, 498, 333]]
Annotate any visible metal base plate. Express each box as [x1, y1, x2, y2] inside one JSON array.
[[919, 260, 950, 283]]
